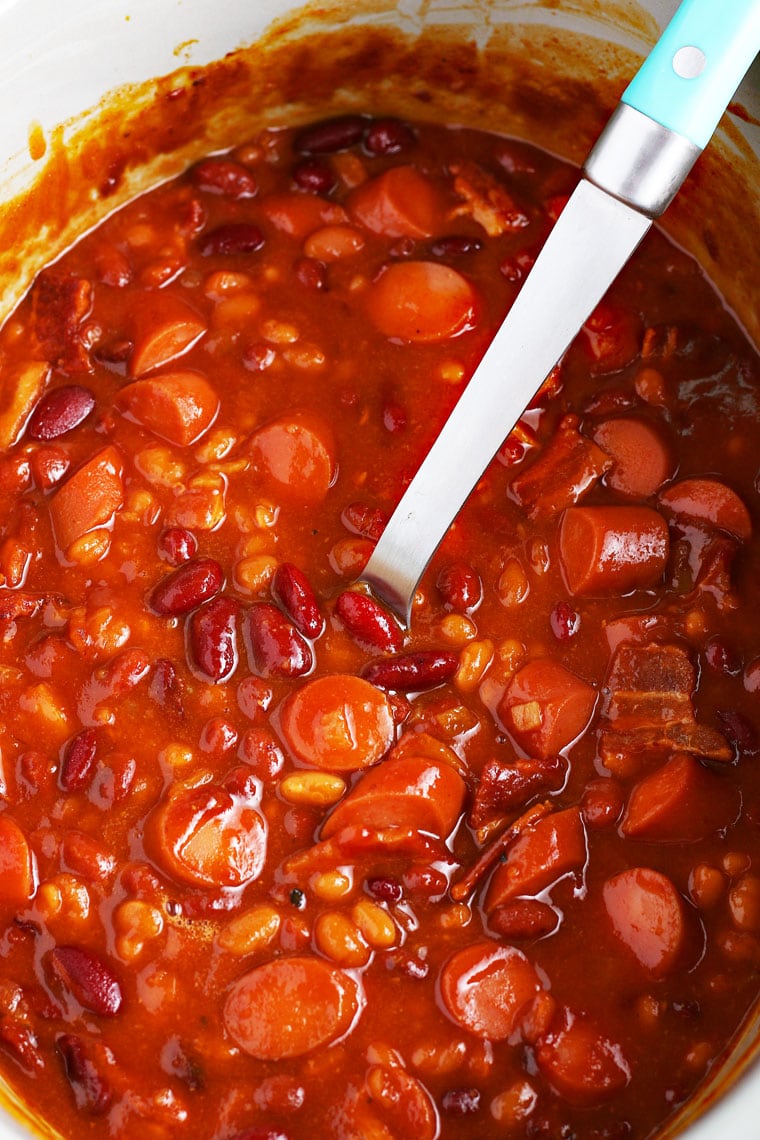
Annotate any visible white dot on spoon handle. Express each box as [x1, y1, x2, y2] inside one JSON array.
[[672, 45, 707, 79]]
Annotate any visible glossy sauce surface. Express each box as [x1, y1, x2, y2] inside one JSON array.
[[0, 115, 758, 1140]]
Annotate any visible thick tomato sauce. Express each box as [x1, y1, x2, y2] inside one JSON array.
[[0, 114, 758, 1140]]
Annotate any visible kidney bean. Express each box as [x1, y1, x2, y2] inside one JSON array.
[[293, 114, 368, 155], [716, 708, 760, 758], [148, 658, 184, 716], [31, 445, 70, 489], [62, 831, 116, 883], [94, 648, 151, 699], [272, 562, 324, 639], [0, 1020, 44, 1074], [341, 501, 388, 542], [238, 727, 285, 780], [89, 753, 137, 809], [198, 223, 265, 257], [366, 875, 403, 904], [27, 385, 95, 441], [364, 117, 415, 155], [431, 234, 483, 258], [192, 158, 258, 198], [47, 947, 123, 1017], [489, 898, 559, 941], [441, 1087, 481, 1117], [362, 650, 459, 691], [243, 342, 277, 371], [550, 600, 581, 642], [187, 595, 240, 682], [704, 636, 742, 676], [335, 590, 403, 654], [59, 728, 99, 793], [57, 1034, 112, 1114], [581, 778, 625, 829], [199, 717, 239, 754], [228, 1130, 290, 1140], [383, 399, 407, 433], [436, 561, 482, 613], [246, 603, 313, 678], [294, 258, 327, 293], [402, 865, 449, 897], [149, 557, 223, 615], [292, 158, 337, 195], [500, 248, 536, 283], [237, 675, 273, 719], [157, 526, 198, 565], [95, 246, 132, 287]]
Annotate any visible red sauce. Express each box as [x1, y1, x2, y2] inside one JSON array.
[[0, 113, 757, 1140]]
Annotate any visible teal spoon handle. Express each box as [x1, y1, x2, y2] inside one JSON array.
[[623, 0, 760, 149]]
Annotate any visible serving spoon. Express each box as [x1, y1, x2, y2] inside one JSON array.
[[359, 0, 760, 625]]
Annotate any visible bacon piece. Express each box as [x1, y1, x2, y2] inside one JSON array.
[[599, 642, 731, 764], [0, 591, 50, 622], [449, 160, 529, 236], [31, 273, 93, 374], [509, 416, 611, 520], [469, 754, 567, 829]]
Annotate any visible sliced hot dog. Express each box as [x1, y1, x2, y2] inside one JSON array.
[[658, 477, 752, 541], [559, 505, 669, 596], [591, 416, 674, 498], [224, 957, 361, 1059], [117, 369, 219, 446], [127, 292, 207, 377], [321, 753, 466, 840], [279, 674, 394, 771], [49, 445, 124, 557], [148, 782, 267, 889], [347, 166, 445, 238], [260, 192, 347, 238], [602, 867, 686, 977], [621, 751, 740, 843], [249, 412, 336, 502], [0, 816, 36, 902], [439, 941, 543, 1041], [366, 261, 477, 343], [499, 658, 596, 759], [484, 807, 587, 910], [535, 1006, 631, 1105]]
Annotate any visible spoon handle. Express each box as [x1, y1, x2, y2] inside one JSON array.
[[621, 0, 760, 148]]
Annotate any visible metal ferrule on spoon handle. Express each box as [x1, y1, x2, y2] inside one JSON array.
[[586, 0, 760, 216]]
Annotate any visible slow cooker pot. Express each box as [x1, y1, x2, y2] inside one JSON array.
[[0, 1, 757, 1137]]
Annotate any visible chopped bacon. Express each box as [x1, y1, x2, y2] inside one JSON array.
[[450, 801, 552, 902], [509, 415, 612, 519], [449, 160, 529, 236], [31, 273, 93, 374], [0, 592, 52, 622], [470, 754, 567, 829], [599, 642, 731, 765]]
